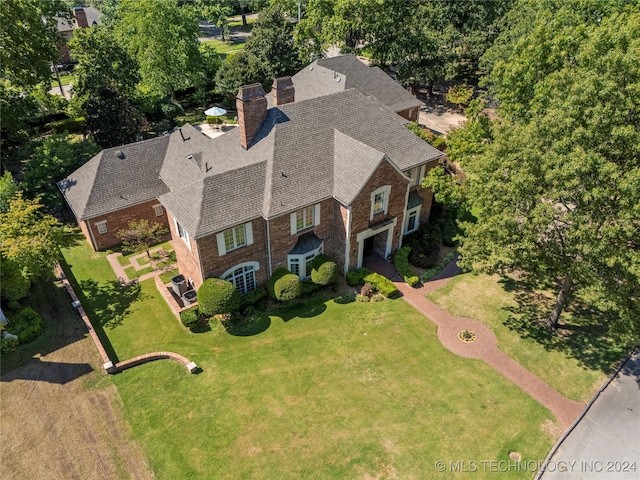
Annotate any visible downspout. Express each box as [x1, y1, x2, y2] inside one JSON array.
[[400, 182, 411, 249], [86, 220, 98, 251], [343, 205, 352, 274], [266, 218, 273, 276]]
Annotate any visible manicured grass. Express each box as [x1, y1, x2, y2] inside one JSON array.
[[201, 39, 244, 56], [50, 73, 75, 88], [159, 268, 180, 284], [427, 273, 629, 402], [112, 298, 555, 480], [62, 240, 557, 479]]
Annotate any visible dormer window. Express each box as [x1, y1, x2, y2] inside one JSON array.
[[370, 185, 391, 220]]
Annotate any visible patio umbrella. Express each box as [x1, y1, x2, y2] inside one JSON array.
[[204, 106, 227, 117]]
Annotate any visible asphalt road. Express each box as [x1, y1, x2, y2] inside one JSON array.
[[538, 349, 640, 480]]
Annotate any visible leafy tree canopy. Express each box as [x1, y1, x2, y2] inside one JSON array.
[[69, 25, 140, 99], [116, 219, 169, 258], [0, 191, 67, 279], [0, 0, 68, 89], [113, 0, 204, 98], [455, 2, 640, 333], [21, 134, 100, 207]]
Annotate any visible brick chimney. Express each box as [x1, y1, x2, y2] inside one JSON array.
[[73, 6, 89, 28], [237, 84, 267, 150], [272, 77, 295, 106]]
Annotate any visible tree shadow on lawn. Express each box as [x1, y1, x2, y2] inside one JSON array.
[[500, 275, 630, 374], [78, 278, 144, 330], [222, 313, 271, 336]]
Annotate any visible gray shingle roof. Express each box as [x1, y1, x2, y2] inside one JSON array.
[[160, 162, 266, 238], [262, 89, 442, 218], [58, 136, 170, 220], [283, 55, 423, 114], [60, 86, 442, 240]]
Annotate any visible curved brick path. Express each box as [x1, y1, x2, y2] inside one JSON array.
[[365, 256, 585, 430]]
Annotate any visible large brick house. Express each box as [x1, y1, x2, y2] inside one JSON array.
[[59, 58, 443, 293]]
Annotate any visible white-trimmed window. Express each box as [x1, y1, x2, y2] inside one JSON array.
[[153, 204, 164, 216], [408, 165, 425, 187], [96, 221, 107, 234], [290, 203, 321, 234], [287, 243, 323, 280], [222, 262, 259, 294], [370, 185, 391, 220], [175, 220, 191, 250], [216, 222, 254, 256], [405, 208, 420, 234]]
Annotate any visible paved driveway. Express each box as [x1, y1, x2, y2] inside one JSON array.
[[538, 349, 640, 480]]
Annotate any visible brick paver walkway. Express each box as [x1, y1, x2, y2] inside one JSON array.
[[364, 255, 585, 430]]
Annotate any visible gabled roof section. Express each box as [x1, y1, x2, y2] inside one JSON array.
[[160, 162, 267, 239], [261, 88, 442, 218], [333, 130, 386, 205], [58, 136, 170, 220], [287, 55, 423, 114]]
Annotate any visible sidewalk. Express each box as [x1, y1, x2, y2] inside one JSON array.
[[364, 254, 585, 430]]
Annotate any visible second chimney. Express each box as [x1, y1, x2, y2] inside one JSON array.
[[272, 77, 295, 106], [237, 84, 267, 150], [73, 6, 89, 28]]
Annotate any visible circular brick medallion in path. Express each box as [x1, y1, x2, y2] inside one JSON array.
[[437, 316, 497, 359]]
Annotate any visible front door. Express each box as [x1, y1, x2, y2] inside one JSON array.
[[363, 236, 374, 257]]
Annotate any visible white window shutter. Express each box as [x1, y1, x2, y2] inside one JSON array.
[[290, 212, 297, 235], [216, 232, 226, 256], [245, 222, 254, 245], [314, 203, 321, 226]]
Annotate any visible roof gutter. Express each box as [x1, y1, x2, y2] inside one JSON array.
[[266, 218, 273, 276]]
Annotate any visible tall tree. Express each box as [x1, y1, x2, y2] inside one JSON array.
[[113, 0, 204, 98], [198, 0, 234, 41], [244, 6, 301, 77], [455, 2, 640, 333], [21, 134, 100, 207], [0, 0, 68, 89], [84, 85, 144, 148], [69, 25, 140, 98], [0, 192, 67, 280]]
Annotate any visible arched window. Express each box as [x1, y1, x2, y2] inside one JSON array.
[[222, 262, 259, 294]]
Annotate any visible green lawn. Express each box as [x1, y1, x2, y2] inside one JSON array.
[[60, 241, 557, 479], [50, 73, 75, 88], [427, 273, 629, 402], [201, 39, 244, 58]]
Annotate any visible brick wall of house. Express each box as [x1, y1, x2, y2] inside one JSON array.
[[416, 186, 434, 224], [168, 213, 203, 289], [397, 107, 419, 122], [345, 160, 409, 270], [81, 200, 170, 251], [269, 197, 335, 271], [196, 218, 270, 288], [328, 202, 349, 272]]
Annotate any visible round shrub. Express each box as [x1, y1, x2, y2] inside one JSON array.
[[310, 254, 338, 286], [274, 273, 301, 302], [0, 259, 31, 302], [267, 267, 290, 299], [10, 307, 44, 344], [197, 278, 241, 316], [180, 306, 201, 329]]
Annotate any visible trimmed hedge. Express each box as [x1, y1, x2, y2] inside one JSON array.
[[393, 247, 420, 287], [268, 267, 301, 301], [180, 306, 201, 329], [9, 307, 44, 343], [345, 268, 400, 299], [241, 286, 268, 308], [346, 267, 374, 287], [197, 278, 241, 316], [310, 254, 338, 286], [420, 252, 456, 283], [45, 116, 85, 133]]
